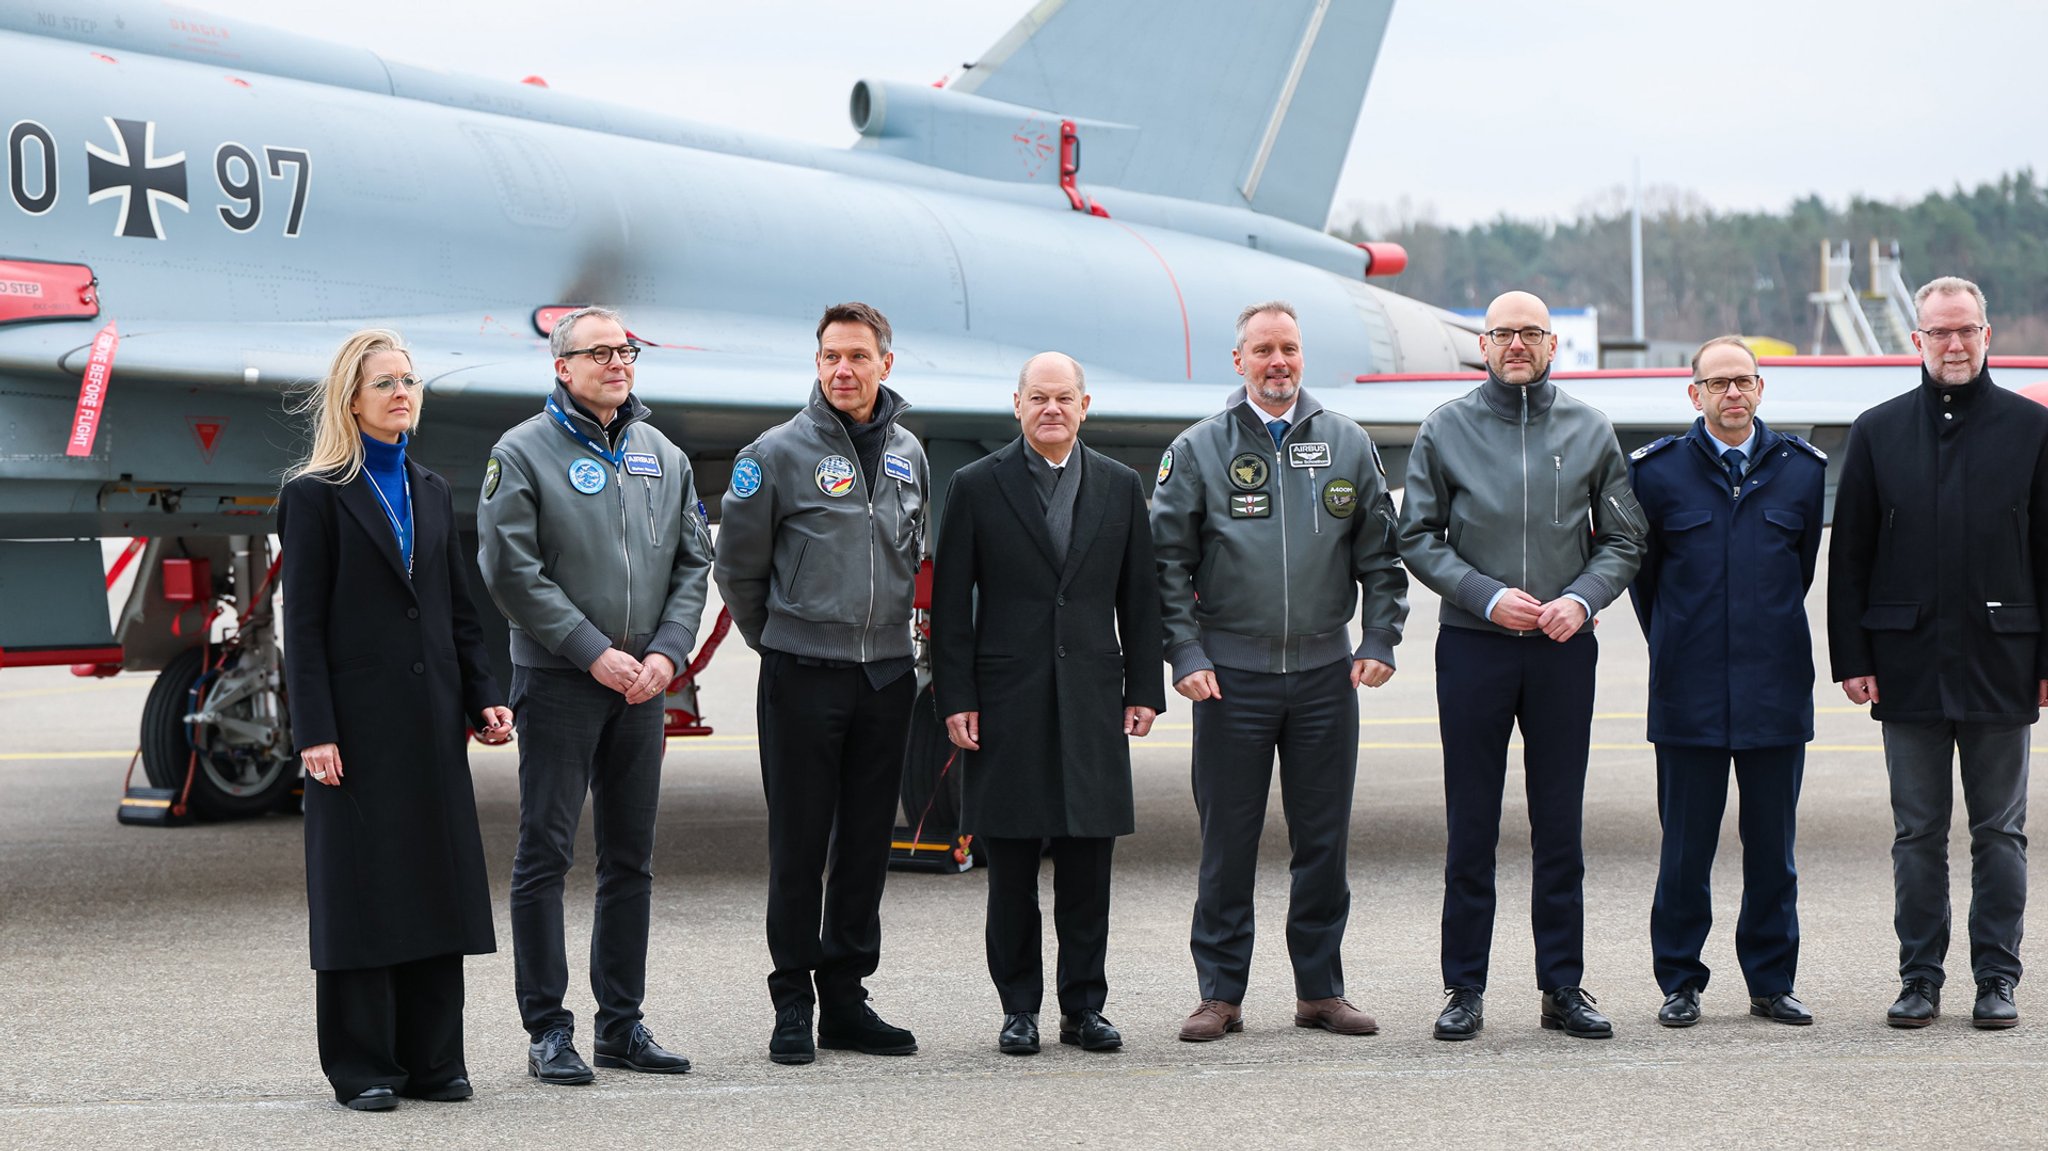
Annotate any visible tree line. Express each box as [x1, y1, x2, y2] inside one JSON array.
[[1335, 169, 2048, 353]]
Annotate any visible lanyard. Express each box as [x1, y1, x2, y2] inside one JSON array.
[[546, 394, 629, 467], [366, 467, 413, 576]]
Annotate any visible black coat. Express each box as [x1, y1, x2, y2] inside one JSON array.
[[1628, 418, 1825, 748], [931, 440, 1166, 838], [1828, 369, 2048, 724], [280, 460, 501, 971]]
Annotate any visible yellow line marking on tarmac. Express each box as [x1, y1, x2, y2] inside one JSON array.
[[0, 678, 155, 700]]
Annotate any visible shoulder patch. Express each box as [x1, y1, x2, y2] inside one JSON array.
[[1783, 434, 1828, 462], [729, 456, 763, 499], [1156, 447, 1174, 486], [1630, 435, 1680, 462], [483, 456, 502, 500]]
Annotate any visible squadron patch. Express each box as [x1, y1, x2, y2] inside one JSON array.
[[883, 452, 916, 484], [1287, 442, 1331, 469], [567, 457, 607, 495], [815, 454, 858, 497], [483, 457, 501, 500], [730, 456, 763, 499], [1322, 478, 1358, 518], [1228, 452, 1269, 491], [1228, 492, 1272, 518], [623, 452, 662, 477], [1157, 448, 1174, 485]]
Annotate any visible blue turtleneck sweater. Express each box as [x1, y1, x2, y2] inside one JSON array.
[[359, 431, 413, 572]]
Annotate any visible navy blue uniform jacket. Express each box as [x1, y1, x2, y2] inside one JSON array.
[[1628, 418, 1825, 748]]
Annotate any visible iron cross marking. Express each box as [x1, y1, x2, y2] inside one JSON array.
[[86, 117, 188, 240]]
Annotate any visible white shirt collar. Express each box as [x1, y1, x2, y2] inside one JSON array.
[[1242, 397, 1298, 426]]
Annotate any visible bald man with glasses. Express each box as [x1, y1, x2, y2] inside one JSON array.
[[1829, 275, 2048, 1031], [1398, 290, 1646, 1041]]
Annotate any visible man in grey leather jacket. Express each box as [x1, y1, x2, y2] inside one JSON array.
[[1398, 289, 1646, 1043], [1152, 301, 1408, 1044], [480, 305, 712, 1083], [714, 302, 930, 1066]]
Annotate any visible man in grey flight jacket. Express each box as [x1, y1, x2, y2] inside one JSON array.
[[714, 301, 930, 1066], [479, 305, 713, 1083], [1152, 300, 1408, 1044], [1399, 289, 1646, 1042]]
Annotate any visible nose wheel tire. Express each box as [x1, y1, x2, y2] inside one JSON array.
[[139, 645, 299, 821]]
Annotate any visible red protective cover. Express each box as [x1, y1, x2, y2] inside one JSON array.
[[0, 259, 99, 325]]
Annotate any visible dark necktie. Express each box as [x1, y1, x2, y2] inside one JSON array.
[[1722, 448, 1745, 497], [1267, 418, 1289, 450]]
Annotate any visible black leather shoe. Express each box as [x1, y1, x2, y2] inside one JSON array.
[[819, 1000, 918, 1055], [1973, 977, 2019, 1030], [527, 1029, 595, 1084], [1750, 991, 1814, 1025], [770, 1002, 816, 1065], [1658, 988, 1702, 1028], [1887, 977, 1941, 1028], [998, 1011, 1040, 1055], [1433, 987, 1484, 1041], [405, 1077, 472, 1102], [595, 1022, 692, 1073], [1541, 987, 1614, 1039], [343, 1085, 398, 1112], [1059, 1009, 1123, 1051]]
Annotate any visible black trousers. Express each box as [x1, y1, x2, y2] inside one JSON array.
[[508, 665, 667, 1044], [316, 953, 465, 1102], [1436, 626, 1597, 992], [757, 650, 916, 1012], [1651, 743, 1804, 997], [1189, 660, 1358, 1003], [982, 835, 1115, 1016]]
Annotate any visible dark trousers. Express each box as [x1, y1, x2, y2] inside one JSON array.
[[508, 665, 667, 1044], [1189, 660, 1358, 1003], [1436, 626, 1597, 992], [1883, 719, 2030, 985], [982, 835, 1115, 1016], [316, 953, 465, 1102], [1650, 743, 1804, 996], [757, 650, 916, 1012]]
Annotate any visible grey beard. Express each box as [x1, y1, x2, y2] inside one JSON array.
[[1255, 378, 1297, 405]]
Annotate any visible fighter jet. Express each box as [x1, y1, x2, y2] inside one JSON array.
[[0, 0, 2018, 824]]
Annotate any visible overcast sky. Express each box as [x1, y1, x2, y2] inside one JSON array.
[[174, 0, 2046, 231]]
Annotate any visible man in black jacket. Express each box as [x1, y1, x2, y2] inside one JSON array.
[[931, 352, 1164, 1056], [1829, 275, 2048, 1031]]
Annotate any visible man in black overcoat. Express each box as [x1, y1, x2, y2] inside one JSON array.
[[1829, 275, 2048, 1031], [931, 351, 1166, 1055]]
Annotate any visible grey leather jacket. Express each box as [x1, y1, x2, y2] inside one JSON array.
[[1398, 372, 1646, 634], [714, 385, 929, 662]]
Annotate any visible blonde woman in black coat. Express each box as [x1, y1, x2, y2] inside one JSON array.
[[279, 329, 513, 1111]]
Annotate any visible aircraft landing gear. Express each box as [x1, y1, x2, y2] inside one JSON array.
[[135, 534, 298, 821]]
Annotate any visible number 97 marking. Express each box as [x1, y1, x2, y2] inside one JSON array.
[[213, 142, 311, 237]]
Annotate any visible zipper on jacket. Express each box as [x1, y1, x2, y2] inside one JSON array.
[[1518, 387, 1530, 631], [863, 498, 877, 663], [644, 476, 660, 547], [1275, 435, 1292, 663], [1308, 464, 1322, 535], [1606, 493, 1644, 536], [617, 462, 632, 646], [1552, 455, 1562, 525]]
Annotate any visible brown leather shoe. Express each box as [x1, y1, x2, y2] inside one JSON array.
[[1294, 996, 1379, 1035], [1177, 999, 1243, 1042]]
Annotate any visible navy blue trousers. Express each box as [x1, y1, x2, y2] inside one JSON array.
[[1436, 626, 1596, 992], [1650, 743, 1803, 997]]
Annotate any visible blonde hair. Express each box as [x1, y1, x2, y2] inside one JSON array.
[[286, 329, 415, 484]]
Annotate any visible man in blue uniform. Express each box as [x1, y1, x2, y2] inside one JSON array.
[[1628, 335, 1825, 1028]]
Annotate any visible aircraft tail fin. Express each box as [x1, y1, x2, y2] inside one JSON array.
[[949, 0, 1394, 229]]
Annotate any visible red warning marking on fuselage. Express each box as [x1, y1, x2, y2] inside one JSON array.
[[187, 415, 226, 463]]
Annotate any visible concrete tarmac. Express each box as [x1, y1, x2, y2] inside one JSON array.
[[2, 556, 2041, 1149]]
